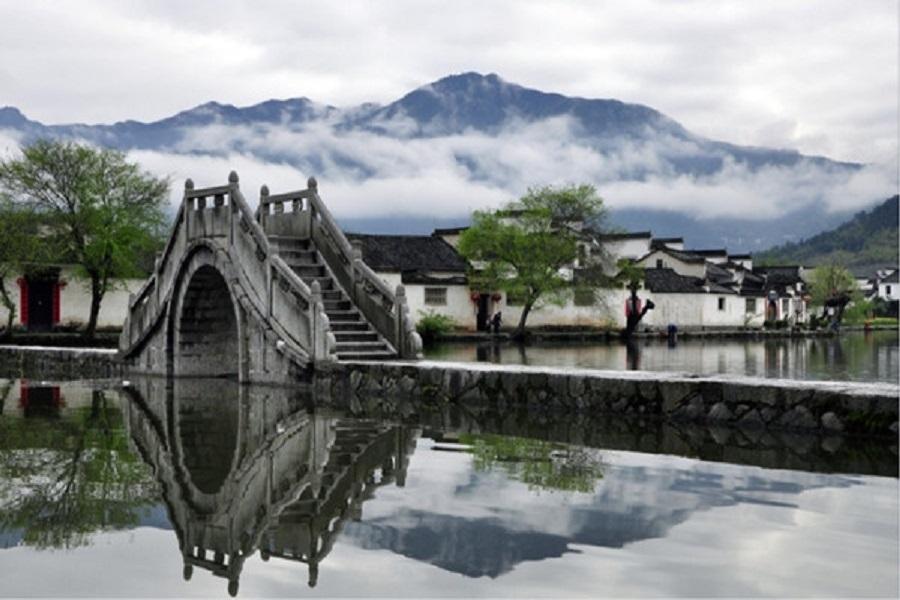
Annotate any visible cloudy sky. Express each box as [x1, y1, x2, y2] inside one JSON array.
[[2, 0, 896, 164]]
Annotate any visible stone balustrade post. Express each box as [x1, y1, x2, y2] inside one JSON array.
[[351, 240, 363, 304], [259, 185, 270, 230], [395, 285, 407, 355], [310, 280, 323, 361]]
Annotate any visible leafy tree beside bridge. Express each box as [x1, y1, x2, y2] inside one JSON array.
[[0, 140, 169, 339]]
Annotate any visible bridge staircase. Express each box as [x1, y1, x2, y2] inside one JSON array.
[[268, 237, 396, 360]]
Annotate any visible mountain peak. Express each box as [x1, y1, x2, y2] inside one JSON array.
[[428, 71, 505, 91], [0, 106, 28, 127]]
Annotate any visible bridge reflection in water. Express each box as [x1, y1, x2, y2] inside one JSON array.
[[121, 379, 417, 597]]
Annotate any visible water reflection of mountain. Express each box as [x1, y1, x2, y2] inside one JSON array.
[[340, 454, 861, 579], [123, 378, 418, 597]]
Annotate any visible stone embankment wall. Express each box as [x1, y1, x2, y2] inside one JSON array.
[[0, 345, 124, 380], [1, 346, 897, 437], [323, 361, 899, 437]]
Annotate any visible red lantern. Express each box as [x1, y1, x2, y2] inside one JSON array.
[[491, 293, 502, 302], [470, 292, 480, 303]]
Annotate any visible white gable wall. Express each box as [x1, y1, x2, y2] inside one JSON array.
[[637, 250, 707, 279]]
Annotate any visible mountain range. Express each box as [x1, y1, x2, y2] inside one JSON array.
[[0, 72, 888, 250]]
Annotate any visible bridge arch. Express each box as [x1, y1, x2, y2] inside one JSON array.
[[167, 245, 247, 379]]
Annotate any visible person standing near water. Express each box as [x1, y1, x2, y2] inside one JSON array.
[[491, 311, 502, 334]]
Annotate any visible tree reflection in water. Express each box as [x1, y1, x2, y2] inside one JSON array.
[[459, 433, 603, 493], [0, 384, 158, 550]]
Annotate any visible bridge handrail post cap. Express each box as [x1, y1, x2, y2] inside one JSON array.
[[229, 171, 240, 184], [260, 184, 269, 196], [184, 178, 194, 190], [310, 280, 321, 293], [307, 176, 318, 191], [395, 285, 406, 298]]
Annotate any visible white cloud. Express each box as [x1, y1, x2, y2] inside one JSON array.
[[0, 0, 895, 165], [117, 114, 893, 222]]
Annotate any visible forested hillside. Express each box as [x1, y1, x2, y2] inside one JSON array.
[[756, 196, 898, 269]]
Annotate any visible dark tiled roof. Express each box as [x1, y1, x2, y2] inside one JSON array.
[[686, 248, 728, 257], [883, 269, 899, 284], [706, 262, 736, 284], [753, 266, 803, 285], [644, 268, 736, 295], [637, 247, 706, 265], [432, 226, 468, 235], [598, 230, 652, 240], [666, 249, 707, 264], [728, 253, 752, 260], [651, 237, 683, 249], [346, 233, 468, 273], [401, 272, 468, 285]]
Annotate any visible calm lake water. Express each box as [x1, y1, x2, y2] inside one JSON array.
[[0, 377, 897, 597], [426, 330, 900, 383]]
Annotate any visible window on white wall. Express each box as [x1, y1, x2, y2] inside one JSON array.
[[656, 258, 664, 269], [424, 287, 447, 306], [745, 298, 756, 313], [887, 285, 893, 296], [718, 297, 726, 311], [782, 298, 790, 314]]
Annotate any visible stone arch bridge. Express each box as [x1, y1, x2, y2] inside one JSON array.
[[119, 172, 422, 384]]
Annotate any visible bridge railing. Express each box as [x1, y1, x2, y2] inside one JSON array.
[[254, 178, 421, 359], [121, 172, 337, 368]]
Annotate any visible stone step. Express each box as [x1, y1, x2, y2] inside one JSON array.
[[268, 236, 310, 250], [292, 264, 327, 278], [280, 251, 319, 265], [336, 350, 398, 360], [302, 276, 335, 291], [327, 310, 362, 322], [333, 331, 379, 342], [330, 321, 370, 332], [324, 299, 352, 311], [334, 341, 392, 353], [321, 289, 344, 301]]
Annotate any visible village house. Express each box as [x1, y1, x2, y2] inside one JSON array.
[[427, 225, 812, 332], [345, 233, 475, 327], [0, 265, 144, 332], [876, 269, 899, 302]]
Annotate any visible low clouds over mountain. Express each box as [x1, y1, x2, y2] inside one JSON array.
[[0, 73, 893, 249]]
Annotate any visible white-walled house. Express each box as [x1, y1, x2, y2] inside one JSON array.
[[0, 265, 145, 332], [877, 270, 899, 301], [346, 234, 479, 329], [639, 269, 746, 329]]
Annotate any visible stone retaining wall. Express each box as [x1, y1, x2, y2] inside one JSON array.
[[0, 345, 123, 380], [323, 360, 899, 438], [1, 346, 896, 437]]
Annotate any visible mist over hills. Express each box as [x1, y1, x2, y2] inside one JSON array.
[[0, 72, 890, 250]]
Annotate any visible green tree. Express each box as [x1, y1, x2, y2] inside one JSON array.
[[458, 184, 608, 338], [808, 263, 858, 328], [0, 140, 169, 339], [0, 196, 49, 336]]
